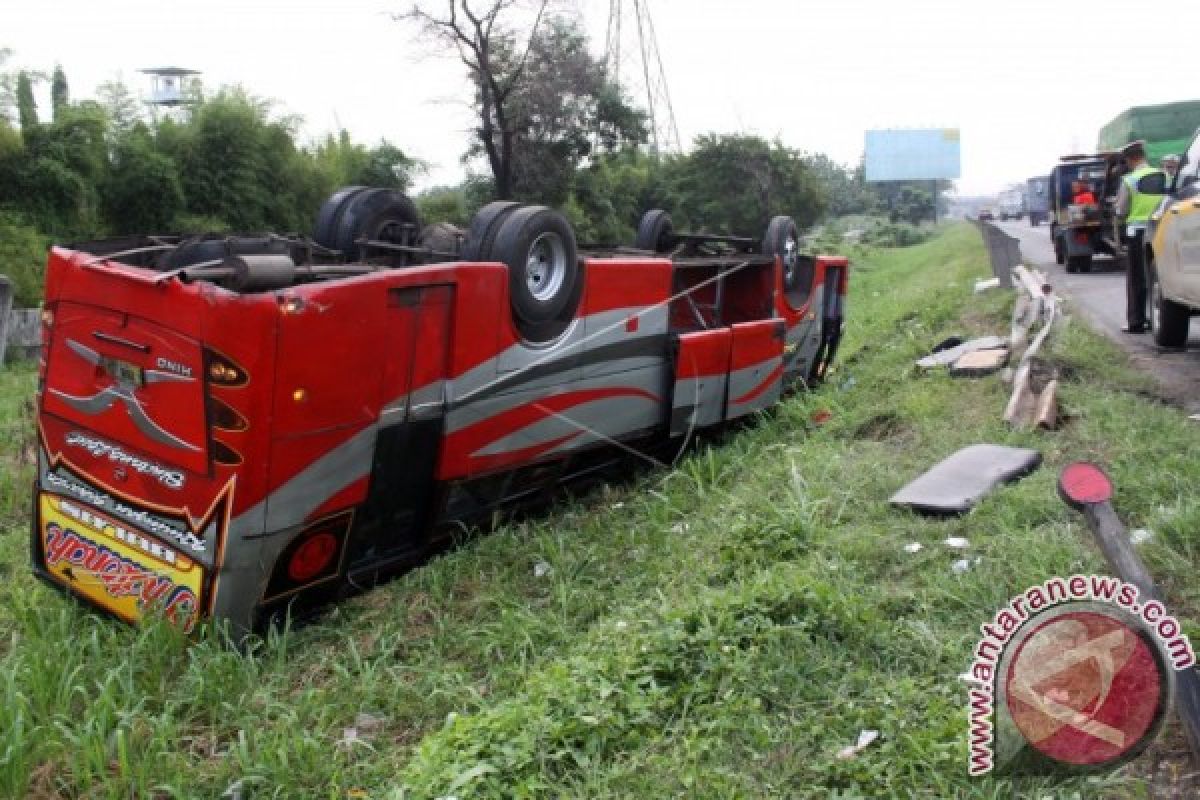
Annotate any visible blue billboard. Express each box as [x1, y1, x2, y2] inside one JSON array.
[[864, 128, 962, 182]]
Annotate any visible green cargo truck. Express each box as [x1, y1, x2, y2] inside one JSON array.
[[1097, 100, 1200, 164]]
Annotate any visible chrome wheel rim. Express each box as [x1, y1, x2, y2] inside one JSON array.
[[782, 233, 798, 285], [526, 232, 567, 301]]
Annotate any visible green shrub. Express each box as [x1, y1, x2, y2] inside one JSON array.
[[0, 213, 50, 307]]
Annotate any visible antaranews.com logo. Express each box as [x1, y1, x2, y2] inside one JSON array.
[[966, 574, 1195, 776]]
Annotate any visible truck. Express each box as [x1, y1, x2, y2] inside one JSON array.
[[1098, 100, 1200, 166], [1025, 175, 1050, 226], [1145, 128, 1200, 348], [30, 189, 849, 634], [998, 189, 1025, 221], [1048, 152, 1124, 273]]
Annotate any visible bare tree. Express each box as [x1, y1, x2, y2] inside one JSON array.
[[398, 0, 550, 199]]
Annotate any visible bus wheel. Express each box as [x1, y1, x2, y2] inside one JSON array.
[[635, 209, 674, 252], [333, 189, 421, 262], [492, 206, 581, 341], [313, 186, 369, 250], [463, 201, 522, 261]]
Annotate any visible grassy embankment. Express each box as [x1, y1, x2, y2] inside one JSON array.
[[0, 223, 1196, 798]]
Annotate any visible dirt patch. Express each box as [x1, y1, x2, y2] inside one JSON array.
[[852, 412, 908, 442]]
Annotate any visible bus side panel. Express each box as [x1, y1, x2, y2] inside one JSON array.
[[670, 329, 732, 436], [725, 320, 785, 420]]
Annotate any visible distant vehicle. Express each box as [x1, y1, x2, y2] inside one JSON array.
[[1025, 176, 1050, 226], [1049, 152, 1123, 273], [978, 208, 996, 222], [998, 190, 1025, 221], [1145, 129, 1200, 348], [30, 190, 849, 633]]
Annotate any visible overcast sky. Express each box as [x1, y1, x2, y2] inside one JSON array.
[[3, 0, 1196, 197]]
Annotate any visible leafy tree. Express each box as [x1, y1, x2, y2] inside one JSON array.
[[102, 126, 184, 232], [665, 134, 827, 235], [399, 0, 550, 199], [0, 48, 14, 124], [0, 212, 50, 306], [415, 185, 470, 227], [314, 131, 421, 192], [16, 71, 37, 132], [496, 18, 646, 205], [400, 5, 644, 204], [568, 148, 668, 244], [96, 78, 142, 135], [162, 88, 304, 230], [51, 65, 68, 117]]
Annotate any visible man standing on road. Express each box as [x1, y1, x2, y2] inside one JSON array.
[[1114, 140, 1163, 333]]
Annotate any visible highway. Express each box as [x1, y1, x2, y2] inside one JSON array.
[[994, 219, 1200, 412]]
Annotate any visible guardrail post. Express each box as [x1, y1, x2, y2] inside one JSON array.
[[977, 222, 1020, 289], [0, 275, 13, 365]]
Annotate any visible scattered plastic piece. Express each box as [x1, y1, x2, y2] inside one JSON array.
[[974, 277, 1001, 293], [916, 336, 1010, 369], [1130, 528, 1154, 546], [890, 444, 1042, 515], [811, 409, 833, 426], [533, 561, 553, 578], [836, 729, 881, 760], [903, 542, 923, 554], [951, 557, 983, 574], [943, 537, 970, 549]]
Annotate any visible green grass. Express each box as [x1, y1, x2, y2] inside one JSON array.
[[1, 224, 1197, 798]]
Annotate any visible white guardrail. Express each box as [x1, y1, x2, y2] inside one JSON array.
[[0, 275, 41, 365]]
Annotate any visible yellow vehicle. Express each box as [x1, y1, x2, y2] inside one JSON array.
[[1145, 131, 1200, 348]]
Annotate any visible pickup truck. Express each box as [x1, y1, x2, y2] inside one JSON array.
[[1146, 130, 1200, 348], [30, 190, 848, 634]]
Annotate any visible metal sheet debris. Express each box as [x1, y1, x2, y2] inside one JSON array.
[[890, 444, 1042, 515]]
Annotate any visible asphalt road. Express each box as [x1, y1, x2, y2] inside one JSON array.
[[993, 219, 1200, 412]]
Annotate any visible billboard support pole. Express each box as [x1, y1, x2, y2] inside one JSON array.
[[931, 180, 938, 225]]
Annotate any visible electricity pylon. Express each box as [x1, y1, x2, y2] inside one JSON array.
[[603, 0, 682, 156]]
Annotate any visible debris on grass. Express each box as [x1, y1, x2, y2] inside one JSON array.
[[811, 408, 833, 426], [338, 713, 386, 750], [948, 347, 1009, 377], [1130, 528, 1154, 546], [951, 557, 982, 574], [533, 561, 553, 578], [836, 729, 881, 760], [903, 542, 923, 554], [974, 277, 1001, 293], [943, 537, 970, 549], [890, 444, 1042, 515], [916, 336, 1008, 370]]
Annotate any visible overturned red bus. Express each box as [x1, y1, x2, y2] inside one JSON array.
[[31, 190, 848, 633]]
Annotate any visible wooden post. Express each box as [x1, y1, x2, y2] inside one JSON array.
[[0, 275, 13, 365]]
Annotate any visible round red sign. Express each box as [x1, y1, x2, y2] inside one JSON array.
[[1003, 609, 1170, 768]]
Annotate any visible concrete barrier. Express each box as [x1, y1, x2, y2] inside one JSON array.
[[0, 275, 41, 365], [977, 222, 1023, 289]]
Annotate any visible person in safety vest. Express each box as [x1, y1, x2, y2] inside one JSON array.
[[1114, 140, 1163, 333]]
